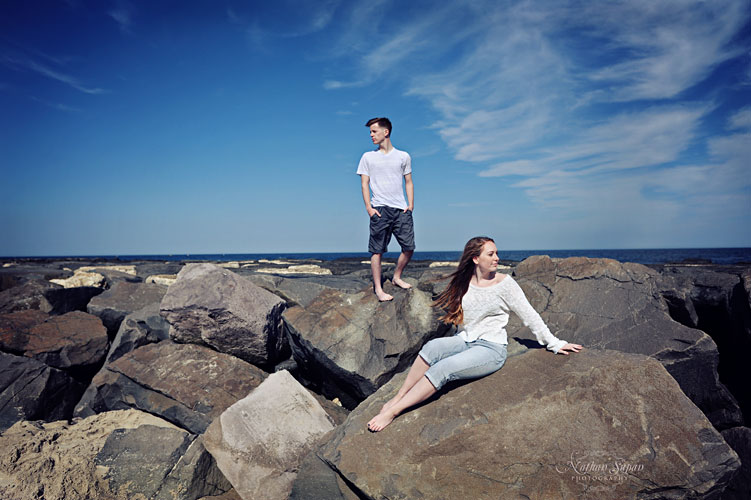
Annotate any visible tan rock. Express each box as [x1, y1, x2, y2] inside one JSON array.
[[78, 265, 137, 276], [50, 270, 105, 288], [256, 264, 332, 275], [145, 274, 177, 286], [204, 370, 335, 500], [0, 409, 179, 500]]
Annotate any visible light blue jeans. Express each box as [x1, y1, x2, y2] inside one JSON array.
[[420, 335, 508, 390]]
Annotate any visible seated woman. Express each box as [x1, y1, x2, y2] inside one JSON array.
[[367, 236, 582, 432]]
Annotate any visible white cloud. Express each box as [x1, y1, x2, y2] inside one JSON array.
[[728, 107, 751, 130]]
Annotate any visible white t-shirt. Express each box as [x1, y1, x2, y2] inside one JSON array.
[[356, 148, 412, 210], [457, 276, 568, 354]]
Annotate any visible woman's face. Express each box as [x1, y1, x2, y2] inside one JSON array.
[[473, 240, 499, 274]]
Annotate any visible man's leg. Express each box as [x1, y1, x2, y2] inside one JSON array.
[[392, 209, 415, 289], [370, 253, 393, 302], [392, 250, 413, 289]]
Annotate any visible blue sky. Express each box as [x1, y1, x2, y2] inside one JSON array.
[[1, 0, 750, 256]]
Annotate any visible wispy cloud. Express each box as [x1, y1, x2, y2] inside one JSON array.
[[325, 0, 749, 238], [1, 53, 107, 94], [30, 96, 82, 113], [108, 1, 135, 34]]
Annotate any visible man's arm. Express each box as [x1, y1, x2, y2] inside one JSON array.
[[404, 173, 414, 212], [360, 175, 380, 217]]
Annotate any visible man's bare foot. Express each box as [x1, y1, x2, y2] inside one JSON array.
[[375, 290, 394, 302], [367, 410, 397, 432], [392, 277, 412, 289]]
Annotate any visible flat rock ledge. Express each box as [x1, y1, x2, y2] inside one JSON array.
[[316, 348, 740, 500]]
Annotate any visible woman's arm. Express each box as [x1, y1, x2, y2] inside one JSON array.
[[504, 278, 580, 354]]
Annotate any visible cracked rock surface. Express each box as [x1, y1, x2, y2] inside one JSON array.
[[316, 347, 740, 500]]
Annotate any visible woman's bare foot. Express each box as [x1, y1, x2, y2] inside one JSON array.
[[380, 394, 402, 413], [367, 410, 397, 432], [375, 290, 394, 301], [392, 277, 412, 289]]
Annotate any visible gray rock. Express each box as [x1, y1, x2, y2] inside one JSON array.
[[74, 341, 267, 434], [160, 263, 286, 368], [511, 255, 743, 429], [87, 280, 168, 337], [203, 370, 335, 500], [720, 427, 751, 500], [0, 351, 85, 432], [106, 303, 170, 364], [284, 282, 451, 408], [319, 348, 740, 500], [95, 424, 193, 499]]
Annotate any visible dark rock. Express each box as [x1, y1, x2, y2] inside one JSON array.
[[0, 351, 85, 432], [95, 424, 193, 499], [512, 255, 743, 429], [289, 451, 359, 500], [160, 263, 286, 368], [87, 280, 168, 337], [106, 303, 170, 364], [283, 282, 451, 408], [658, 266, 751, 425], [156, 436, 233, 500], [318, 348, 740, 500], [20, 311, 108, 371], [0, 278, 60, 313], [44, 285, 104, 315], [203, 370, 335, 500], [720, 427, 751, 500], [74, 341, 267, 434]]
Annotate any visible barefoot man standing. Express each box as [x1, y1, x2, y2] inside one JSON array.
[[357, 117, 415, 302]]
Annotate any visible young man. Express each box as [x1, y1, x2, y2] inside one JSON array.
[[357, 117, 415, 302]]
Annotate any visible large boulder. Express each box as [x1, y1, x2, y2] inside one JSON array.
[[87, 280, 168, 337], [0, 409, 230, 500], [0, 351, 85, 432], [317, 347, 740, 500], [11, 311, 108, 372], [511, 256, 743, 429], [160, 263, 287, 368], [203, 370, 335, 500], [284, 283, 451, 408], [74, 341, 267, 434]]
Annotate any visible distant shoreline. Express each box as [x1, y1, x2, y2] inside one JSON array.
[[2, 247, 751, 266]]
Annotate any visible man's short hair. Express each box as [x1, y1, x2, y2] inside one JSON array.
[[366, 117, 392, 136]]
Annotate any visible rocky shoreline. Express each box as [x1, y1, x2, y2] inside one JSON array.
[[1, 256, 749, 499]]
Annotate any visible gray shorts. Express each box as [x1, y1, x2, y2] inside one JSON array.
[[420, 336, 508, 390], [368, 206, 415, 254]]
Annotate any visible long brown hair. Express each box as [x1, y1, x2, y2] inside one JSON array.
[[434, 236, 494, 325]]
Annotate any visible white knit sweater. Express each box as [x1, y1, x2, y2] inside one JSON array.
[[456, 276, 568, 353]]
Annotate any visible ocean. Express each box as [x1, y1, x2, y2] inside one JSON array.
[[65, 248, 751, 266]]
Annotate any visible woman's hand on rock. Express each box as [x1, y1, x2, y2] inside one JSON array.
[[558, 343, 583, 355]]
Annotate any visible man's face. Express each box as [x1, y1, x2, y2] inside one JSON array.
[[370, 124, 389, 145]]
